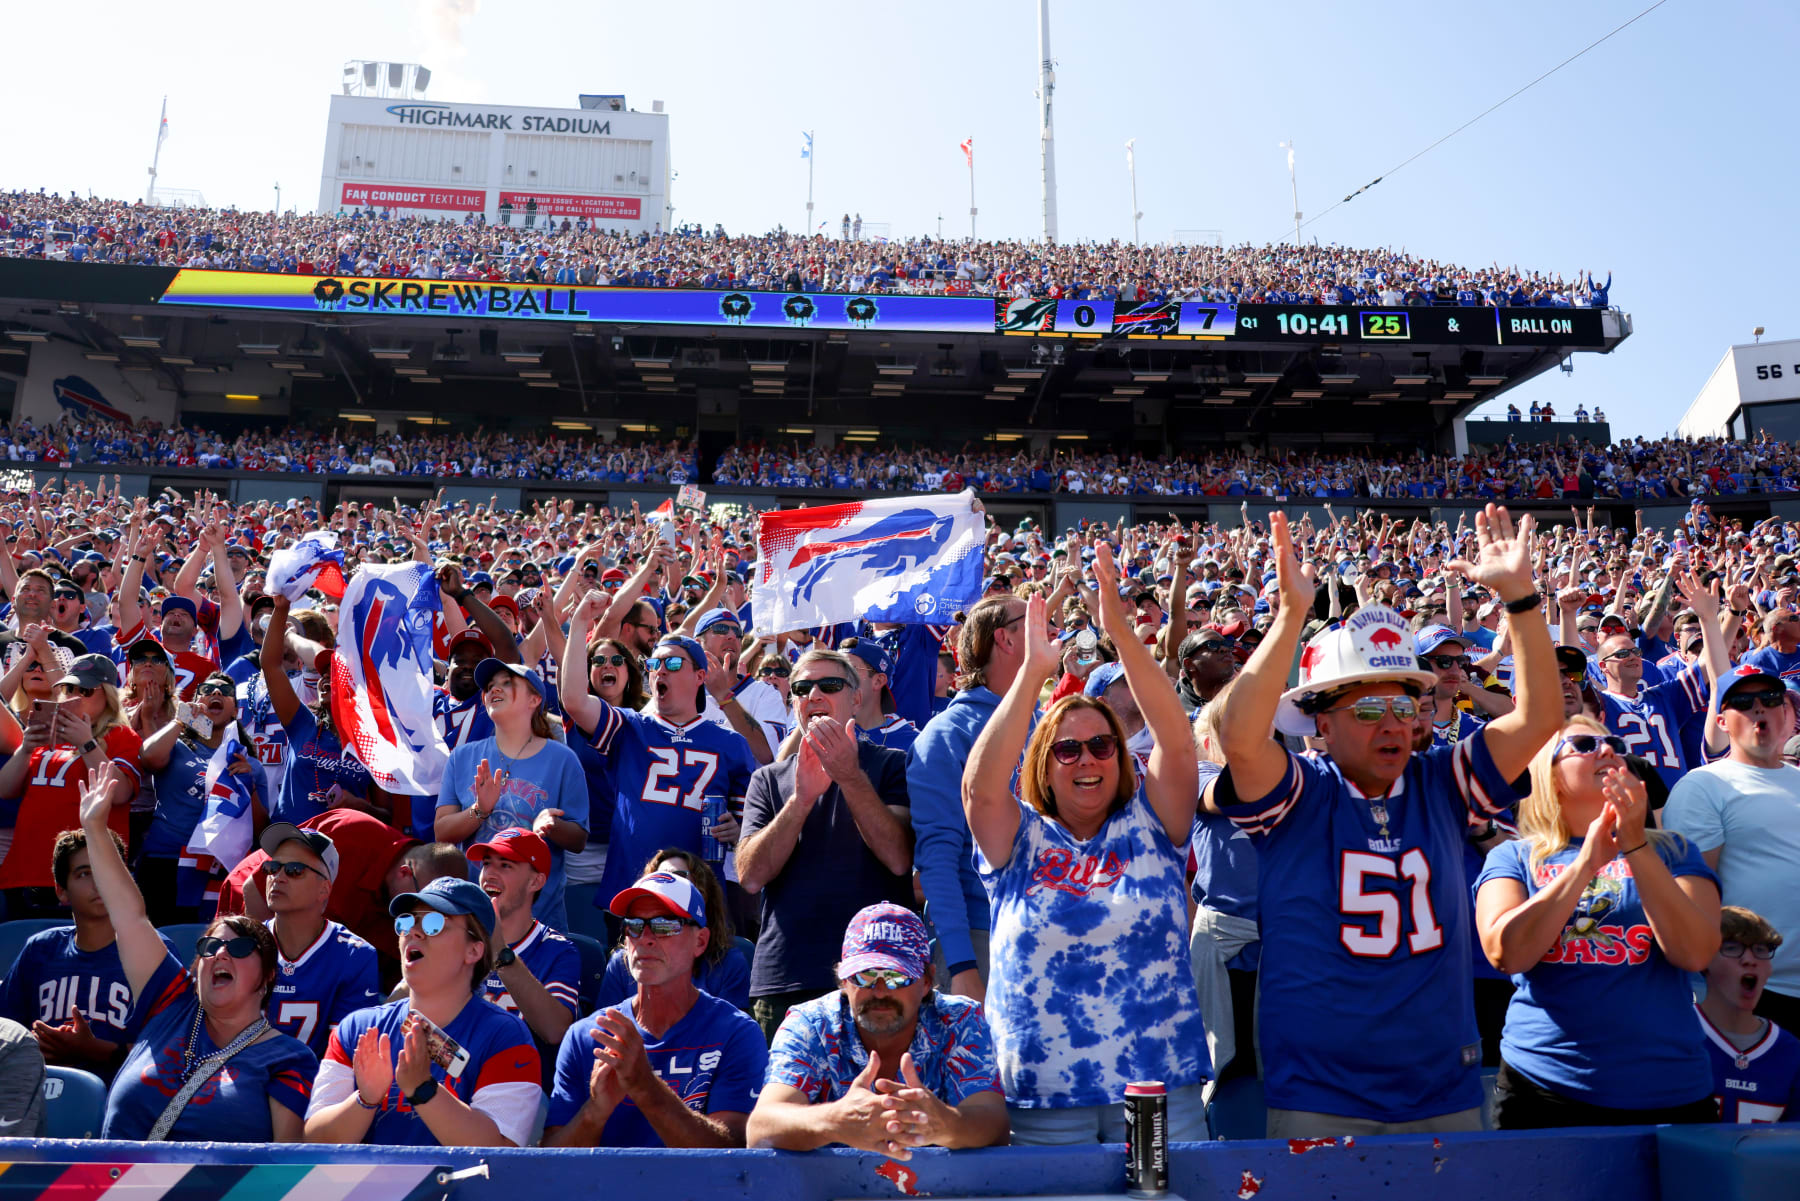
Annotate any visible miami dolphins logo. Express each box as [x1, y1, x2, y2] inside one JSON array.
[[719, 293, 753, 323]]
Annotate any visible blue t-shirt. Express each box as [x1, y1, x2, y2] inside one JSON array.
[[863, 715, 920, 755], [578, 699, 757, 910], [597, 942, 751, 1012], [323, 997, 540, 1146], [143, 736, 263, 859], [976, 788, 1208, 1109], [1220, 736, 1515, 1122], [1475, 837, 1717, 1108], [546, 990, 766, 1145], [1596, 665, 1711, 790], [1741, 644, 1800, 684], [267, 920, 383, 1059], [0, 926, 177, 1075], [273, 705, 374, 824], [765, 990, 1001, 1105], [102, 951, 318, 1141], [437, 736, 589, 932], [1696, 1007, 1800, 1122]]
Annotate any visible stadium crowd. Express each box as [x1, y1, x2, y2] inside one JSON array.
[[1, 189, 1613, 306], [13, 411, 1800, 502], [0, 472, 1793, 1149]]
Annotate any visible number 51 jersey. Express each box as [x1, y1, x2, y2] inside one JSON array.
[[1219, 733, 1517, 1123]]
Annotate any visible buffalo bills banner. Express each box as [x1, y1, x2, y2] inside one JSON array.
[[331, 562, 450, 795], [753, 490, 985, 632]]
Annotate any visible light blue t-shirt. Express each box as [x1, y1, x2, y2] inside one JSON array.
[[976, 788, 1208, 1109], [437, 736, 589, 933], [1664, 759, 1800, 997]]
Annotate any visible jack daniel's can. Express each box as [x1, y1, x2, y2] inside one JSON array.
[[1124, 1080, 1168, 1198]]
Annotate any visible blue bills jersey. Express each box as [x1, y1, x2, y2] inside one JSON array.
[[267, 920, 383, 1059], [1596, 664, 1710, 790], [1697, 1007, 1800, 1123]]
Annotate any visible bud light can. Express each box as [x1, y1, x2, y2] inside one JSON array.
[[1124, 1080, 1168, 1199], [699, 793, 727, 867]]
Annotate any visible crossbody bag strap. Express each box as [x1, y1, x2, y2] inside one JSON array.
[[145, 1017, 271, 1142]]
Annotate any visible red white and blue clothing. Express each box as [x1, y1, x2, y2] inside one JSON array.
[[101, 951, 318, 1141], [1475, 838, 1717, 1109], [546, 990, 766, 1146], [766, 990, 1001, 1105], [310, 997, 542, 1147], [975, 788, 1208, 1110], [1595, 664, 1711, 790], [862, 714, 921, 755], [576, 696, 757, 910], [1696, 1007, 1800, 1122], [480, 920, 581, 1020], [1220, 736, 1515, 1122], [267, 920, 383, 1059]]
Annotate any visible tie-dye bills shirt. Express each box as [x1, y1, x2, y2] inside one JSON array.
[[976, 789, 1209, 1108]]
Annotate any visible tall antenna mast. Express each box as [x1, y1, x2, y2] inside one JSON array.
[[1037, 0, 1058, 243]]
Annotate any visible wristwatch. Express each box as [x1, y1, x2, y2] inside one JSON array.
[[405, 1077, 439, 1109], [78, 738, 99, 756], [495, 947, 517, 969]]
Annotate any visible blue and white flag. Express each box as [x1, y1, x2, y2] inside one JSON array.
[[178, 734, 255, 912], [267, 530, 346, 602], [331, 561, 449, 795], [753, 490, 985, 632], [801, 131, 813, 160]]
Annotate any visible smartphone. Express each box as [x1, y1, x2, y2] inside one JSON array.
[[412, 1011, 471, 1079]]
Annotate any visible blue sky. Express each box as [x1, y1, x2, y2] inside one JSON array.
[[10, 0, 1793, 438]]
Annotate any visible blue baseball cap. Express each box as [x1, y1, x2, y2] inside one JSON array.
[[1414, 625, 1469, 656], [608, 871, 706, 926], [472, 658, 544, 696], [694, 608, 743, 638], [1719, 663, 1786, 706], [652, 635, 707, 672], [159, 595, 198, 620], [1083, 661, 1127, 699], [389, 876, 496, 937], [843, 639, 893, 679], [838, 902, 931, 980], [466, 571, 495, 589]]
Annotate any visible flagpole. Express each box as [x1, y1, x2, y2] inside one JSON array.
[[1126, 138, 1140, 245], [147, 95, 167, 205], [967, 140, 977, 240], [805, 129, 815, 236]]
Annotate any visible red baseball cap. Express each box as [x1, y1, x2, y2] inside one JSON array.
[[447, 628, 493, 657], [466, 827, 551, 875]]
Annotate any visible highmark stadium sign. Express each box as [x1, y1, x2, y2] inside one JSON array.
[[152, 270, 1612, 346], [382, 103, 614, 135]]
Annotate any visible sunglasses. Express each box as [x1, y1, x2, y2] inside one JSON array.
[[268, 859, 328, 881], [1049, 733, 1119, 765], [1420, 655, 1471, 671], [644, 654, 691, 672], [706, 627, 743, 641], [590, 653, 629, 667], [1721, 941, 1777, 961], [58, 685, 97, 698], [759, 664, 791, 678], [1191, 640, 1235, 656], [1601, 647, 1642, 662], [600, 580, 623, 590], [1324, 695, 1419, 723], [846, 969, 918, 990], [1553, 733, 1629, 759], [195, 934, 259, 960], [394, 911, 450, 937], [790, 676, 852, 698], [197, 682, 234, 697], [621, 915, 696, 939], [1722, 691, 1788, 713]]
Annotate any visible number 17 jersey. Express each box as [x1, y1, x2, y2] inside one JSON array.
[[1219, 734, 1517, 1123], [581, 697, 757, 909]]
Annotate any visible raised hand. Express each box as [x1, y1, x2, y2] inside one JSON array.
[[472, 759, 506, 816], [352, 1027, 395, 1109], [794, 731, 831, 803], [1445, 504, 1537, 601], [76, 760, 117, 830], [1269, 511, 1317, 614], [1019, 591, 1062, 682], [1581, 800, 1623, 868], [1672, 569, 1718, 620]]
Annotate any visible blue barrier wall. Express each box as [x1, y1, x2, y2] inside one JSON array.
[[0, 1130, 1662, 1201]]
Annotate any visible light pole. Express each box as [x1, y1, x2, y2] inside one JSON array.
[[1125, 139, 1141, 245], [1037, 0, 1058, 242], [274, 182, 281, 215], [1278, 139, 1301, 245]]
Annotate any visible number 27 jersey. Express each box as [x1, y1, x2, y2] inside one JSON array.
[[1219, 734, 1516, 1123], [584, 698, 757, 906]]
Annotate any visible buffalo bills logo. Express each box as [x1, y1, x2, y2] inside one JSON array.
[[1027, 847, 1129, 897], [1367, 629, 1403, 651], [51, 375, 132, 423], [789, 509, 956, 605], [348, 578, 433, 752]]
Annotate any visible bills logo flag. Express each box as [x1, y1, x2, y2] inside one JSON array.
[[266, 530, 348, 603], [177, 735, 255, 912], [753, 490, 984, 631], [331, 562, 450, 794]]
